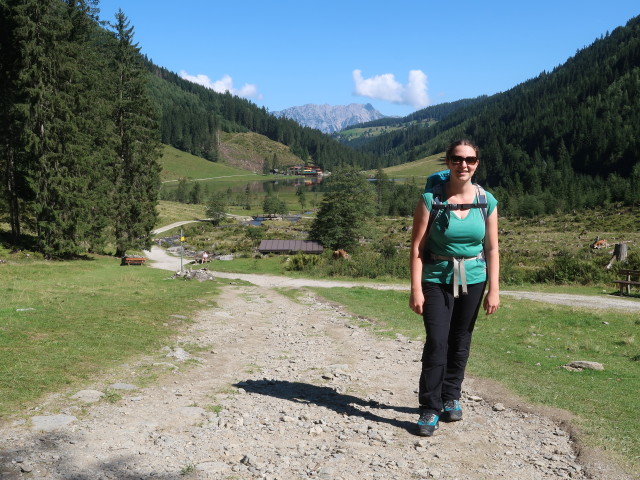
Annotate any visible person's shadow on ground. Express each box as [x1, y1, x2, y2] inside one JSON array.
[[233, 379, 418, 434]]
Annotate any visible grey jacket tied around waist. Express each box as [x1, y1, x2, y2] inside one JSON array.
[[429, 251, 485, 298]]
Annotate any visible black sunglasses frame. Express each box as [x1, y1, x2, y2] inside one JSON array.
[[448, 155, 478, 165]]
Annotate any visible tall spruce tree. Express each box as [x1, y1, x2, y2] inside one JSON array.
[[67, 0, 115, 253], [109, 10, 161, 257], [0, 0, 22, 241], [2, 0, 110, 256]]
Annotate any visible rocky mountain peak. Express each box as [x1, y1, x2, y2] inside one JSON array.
[[273, 103, 386, 134]]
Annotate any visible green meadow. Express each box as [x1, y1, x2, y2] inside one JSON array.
[[156, 200, 206, 226], [0, 257, 219, 418]]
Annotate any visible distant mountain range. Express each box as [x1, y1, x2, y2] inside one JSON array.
[[273, 103, 387, 134]]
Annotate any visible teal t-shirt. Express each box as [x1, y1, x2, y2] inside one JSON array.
[[421, 188, 497, 285]]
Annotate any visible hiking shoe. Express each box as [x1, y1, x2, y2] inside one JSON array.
[[442, 399, 462, 422], [417, 411, 439, 437]]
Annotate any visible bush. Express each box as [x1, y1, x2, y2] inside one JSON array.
[[500, 252, 538, 285], [378, 239, 398, 260], [309, 249, 409, 279], [285, 253, 322, 271], [535, 250, 615, 284], [622, 249, 640, 271]]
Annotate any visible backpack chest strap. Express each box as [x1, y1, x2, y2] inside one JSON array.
[[432, 202, 488, 211]]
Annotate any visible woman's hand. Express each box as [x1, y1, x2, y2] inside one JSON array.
[[409, 201, 429, 316], [410, 290, 425, 315], [483, 290, 500, 315]]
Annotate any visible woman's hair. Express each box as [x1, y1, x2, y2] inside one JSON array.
[[445, 139, 479, 160]]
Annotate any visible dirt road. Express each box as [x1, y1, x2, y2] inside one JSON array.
[[0, 248, 635, 479], [146, 246, 640, 312]]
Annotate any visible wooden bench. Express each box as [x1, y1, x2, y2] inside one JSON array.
[[121, 256, 146, 266], [613, 269, 640, 295]]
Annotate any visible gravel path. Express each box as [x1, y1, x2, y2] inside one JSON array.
[[145, 246, 640, 312], [1, 247, 635, 479]]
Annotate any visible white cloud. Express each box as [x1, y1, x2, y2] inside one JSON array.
[[352, 69, 430, 108], [180, 71, 262, 100]]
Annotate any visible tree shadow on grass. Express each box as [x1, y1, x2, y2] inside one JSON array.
[[234, 379, 419, 434]]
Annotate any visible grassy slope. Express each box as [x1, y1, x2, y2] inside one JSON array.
[[335, 125, 403, 141], [159, 144, 258, 182], [375, 151, 445, 178], [335, 119, 434, 143], [218, 131, 302, 173]]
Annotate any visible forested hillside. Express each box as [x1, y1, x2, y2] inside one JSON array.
[[334, 96, 486, 149], [358, 16, 640, 215], [146, 66, 380, 171]]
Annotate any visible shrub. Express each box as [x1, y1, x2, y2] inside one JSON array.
[[622, 249, 640, 270], [500, 252, 538, 285], [535, 250, 614, 284], [378, 239, 398, 260], [285, 253, 322, 271], [312, 249, 409, 279]]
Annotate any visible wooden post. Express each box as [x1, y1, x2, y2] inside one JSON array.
[[615, 243, 628, 262], [606, 243, 628, 270]]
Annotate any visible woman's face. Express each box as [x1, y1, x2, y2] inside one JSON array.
[[447, 145, 478, 182]]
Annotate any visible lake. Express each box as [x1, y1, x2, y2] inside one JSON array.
[[160, 175, 328, 196]]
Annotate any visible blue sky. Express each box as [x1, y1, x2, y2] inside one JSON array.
[[97, 1, 638, 117]]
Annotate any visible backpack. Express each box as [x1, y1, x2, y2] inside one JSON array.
[[423, 170, 489, 298], [424, 169, 488, 236]]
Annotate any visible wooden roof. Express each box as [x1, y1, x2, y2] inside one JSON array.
[[258, 239, 323, 254]]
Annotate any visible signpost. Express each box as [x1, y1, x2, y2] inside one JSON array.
[[180, 228, 185, 272]]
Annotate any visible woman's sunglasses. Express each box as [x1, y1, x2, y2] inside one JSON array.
[[449, 155, 478, 165]]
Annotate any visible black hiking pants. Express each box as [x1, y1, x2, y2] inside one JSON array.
[[418, 281, 486, 415]]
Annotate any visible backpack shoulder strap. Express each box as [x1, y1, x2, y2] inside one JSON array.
[[474, 184, 488, 223], [426, 183, 444, 239]]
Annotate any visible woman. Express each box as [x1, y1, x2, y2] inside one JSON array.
[[409, 139, 500, 437]]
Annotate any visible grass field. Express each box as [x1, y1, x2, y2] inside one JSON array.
[[308, 286, 640, 474], [335, 125, 404, 141], [156, 200, 207, 227], [0, 256, 220, 418], [218, 131, 301, 169], [335, 120, 434, 143]]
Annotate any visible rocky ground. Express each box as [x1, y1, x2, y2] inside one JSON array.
[[1, 249, 636, 479]]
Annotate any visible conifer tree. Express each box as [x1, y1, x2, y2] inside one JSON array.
[[108, 10, 161, 257], [206, 192, 227, 226], [309, 166, 375, 251], [373, 168, 392, 215], [295, 185, 307, 213], [3, 0, 110, 256], [0, 0, 22, 241]]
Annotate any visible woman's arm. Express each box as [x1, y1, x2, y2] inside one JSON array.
[[483, 206, 500, 315], [409, 201, 429, 315]]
